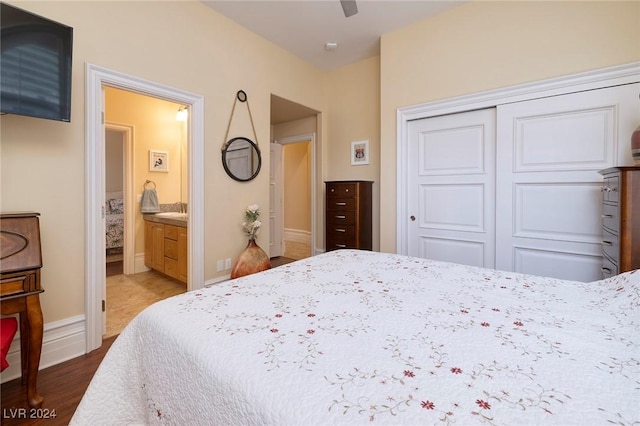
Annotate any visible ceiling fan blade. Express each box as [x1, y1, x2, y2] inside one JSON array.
[[340, 0, 358, 17]]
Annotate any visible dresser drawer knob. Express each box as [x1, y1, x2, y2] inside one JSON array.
[[335, 228, 346, 233], [601, 267, 612, 274], [602, 241, 613, 246], [601, 214, 613, 218], [335, 215, 346, 219], [336, 202, 347, 206], [336, 244, 347, 248]]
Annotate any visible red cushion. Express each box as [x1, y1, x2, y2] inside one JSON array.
[[1, 317, 18, 371]]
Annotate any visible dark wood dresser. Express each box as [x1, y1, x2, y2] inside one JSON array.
[[0, 212, 44, 408], [598, 167, 640, 278], [325, 180, 373, 251]]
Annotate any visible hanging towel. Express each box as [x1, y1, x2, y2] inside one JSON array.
[[140, 188, 160, 213]]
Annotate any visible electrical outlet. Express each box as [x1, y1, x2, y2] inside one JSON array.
[[225, 258, 232, 269], [216, 259, 224, 271]]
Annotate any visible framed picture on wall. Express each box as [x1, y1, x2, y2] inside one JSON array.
[[149, 150, 169, 172], [351, 140, 369, 166]]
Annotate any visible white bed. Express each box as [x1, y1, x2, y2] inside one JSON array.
[[72, 250, 639, 425]]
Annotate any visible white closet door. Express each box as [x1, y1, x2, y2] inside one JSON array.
[[495, 83, 639, 281], [407, 108, 496, 267]]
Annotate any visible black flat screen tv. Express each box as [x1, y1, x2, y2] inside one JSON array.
[[1, 2, 73, 122]]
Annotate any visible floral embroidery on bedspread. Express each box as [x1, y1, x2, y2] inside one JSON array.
[[166, 250, 639, 425]]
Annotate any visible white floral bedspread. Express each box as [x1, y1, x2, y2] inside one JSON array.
[[72, 250, 640, 425]]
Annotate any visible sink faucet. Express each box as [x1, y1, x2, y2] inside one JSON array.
[[175, 202, 186, 213]]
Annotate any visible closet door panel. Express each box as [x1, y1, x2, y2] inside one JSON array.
[[419, 236, 485, 266], [407, 108, 496, 268], [495, 83, 639, 281], [513, 182, 602, 243]]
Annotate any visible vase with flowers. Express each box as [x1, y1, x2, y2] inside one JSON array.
[[243, 203, 262, 240], [231, 204, 271, 279]]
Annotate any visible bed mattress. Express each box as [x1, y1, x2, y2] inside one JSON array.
[[72, 249, 639, 425]]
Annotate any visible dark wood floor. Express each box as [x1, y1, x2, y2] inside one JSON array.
[[1, 256, 297, 424], [1, 336, 116, 426]]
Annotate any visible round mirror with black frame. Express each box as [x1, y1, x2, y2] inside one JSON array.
[[221, 136, 262, 182]]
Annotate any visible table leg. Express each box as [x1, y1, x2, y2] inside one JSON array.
[[24, 294, 44, 408]]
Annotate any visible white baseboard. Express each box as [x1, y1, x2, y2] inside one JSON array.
[[205, 275, 230, 287], [284, 228, 311, 244], [0, 315, 86, 384]]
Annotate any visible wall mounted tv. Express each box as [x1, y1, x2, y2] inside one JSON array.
[[1, 2, 73, 122]]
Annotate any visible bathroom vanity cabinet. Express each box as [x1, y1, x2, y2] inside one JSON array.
[[144, 220, 187, 285]]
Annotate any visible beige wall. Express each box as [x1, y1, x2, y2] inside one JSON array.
[[324, 56, 381, 250], [272, 116, 317, 140], [105, 87, 185, 255], [283, 142, 311, 232], [379, 0, 640, 252], [0, 1, 325, 324]]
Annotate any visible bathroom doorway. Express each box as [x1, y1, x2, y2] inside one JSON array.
[[85, 63, 205, 353], [103, 88, 189, 338]]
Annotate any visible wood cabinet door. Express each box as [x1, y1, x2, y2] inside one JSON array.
[[144, 221, 153, 269], [151, 223, 164, 272]]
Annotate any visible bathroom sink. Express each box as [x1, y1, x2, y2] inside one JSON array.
[[155, 212, 188, 219]]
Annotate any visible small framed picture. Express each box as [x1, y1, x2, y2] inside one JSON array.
[[350, 140, 369, 166], [149, 150, 169, 172]]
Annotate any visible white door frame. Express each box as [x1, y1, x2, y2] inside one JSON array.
[[274, 132, 317, 256], [105, 123, 135, 275], [85, 63, 205, 352], [269, 142, 284, 257], [397, 62, 640, 255]]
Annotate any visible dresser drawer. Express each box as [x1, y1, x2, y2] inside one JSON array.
[[326, 198, 355, 211], [164, 224, 179, 241], [601, 228, 619, 262], [327, 224, 355, 240], [326, 232, 356, 250], [602, 175, 620, 203], [601, 203, 619, 233], [164, 239, 178, 260], [164, 258, 178, 279], [601, 254, 618, 279], [0, 272, 34, 297], [327, 182, 357, 198], [326, 210, 355, 225]]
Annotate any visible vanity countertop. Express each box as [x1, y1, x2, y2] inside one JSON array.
[[143, 213, 187, 228]]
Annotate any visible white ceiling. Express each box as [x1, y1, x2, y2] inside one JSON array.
[[202, 0, 465, 71]]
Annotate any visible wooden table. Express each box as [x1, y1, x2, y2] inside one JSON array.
[[1, 212, 44, 408]]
